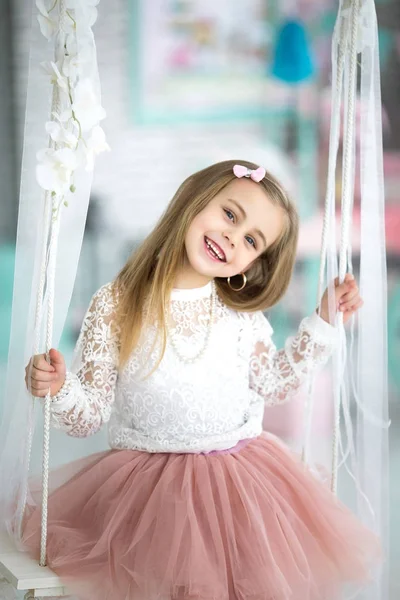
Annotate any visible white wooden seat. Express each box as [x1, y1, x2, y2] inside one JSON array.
[[0, 532, 69, 598]]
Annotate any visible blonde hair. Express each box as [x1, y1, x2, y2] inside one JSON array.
[[114, 159, 299, 369]]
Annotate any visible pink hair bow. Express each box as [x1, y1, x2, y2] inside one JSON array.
[[233, 164, 266, 183]]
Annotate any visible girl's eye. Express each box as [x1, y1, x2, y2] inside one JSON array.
[[245, 236, 257, 249], [224, 208, 235, 221], [224, 208, 256, 249]]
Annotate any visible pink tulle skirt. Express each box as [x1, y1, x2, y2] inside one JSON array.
[[22, 433, 381, 600]]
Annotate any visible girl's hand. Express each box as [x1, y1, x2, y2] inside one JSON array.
[[319, 273, 363, 325], [25, 348, 66, 398]]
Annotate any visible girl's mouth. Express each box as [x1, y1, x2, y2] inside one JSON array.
[[204, 237, 226, 262]]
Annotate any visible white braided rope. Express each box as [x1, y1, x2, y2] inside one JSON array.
[[40, 205, 61, 567], [17, 192, 52, 539], [331, 0, 360, 494], [37, 0, 66, 567]]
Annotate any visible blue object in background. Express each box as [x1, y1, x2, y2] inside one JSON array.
[[388, 281, 400, 392], [271, 19, 315, 84]]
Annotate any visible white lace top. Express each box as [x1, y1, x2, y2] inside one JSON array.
[[50, 281, 338, 453]]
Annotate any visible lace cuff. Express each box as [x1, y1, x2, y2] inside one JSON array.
[[50, 372, 80, 412], [299, 311, 338, 347]]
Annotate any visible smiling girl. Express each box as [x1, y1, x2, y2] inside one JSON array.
[[24, 160, 380, 600]]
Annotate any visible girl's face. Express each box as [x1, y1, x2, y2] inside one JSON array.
[[182, 178, 286, 287]]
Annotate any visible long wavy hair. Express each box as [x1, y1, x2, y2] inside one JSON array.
[[114, 159, 299, 370]]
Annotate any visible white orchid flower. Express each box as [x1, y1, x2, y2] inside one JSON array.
[[37, 14, 58, 40], [36, 0, 107, 197], [72, 78, 106, 132], [65, 33, 77, 55], [65, 32, 93, 67], [83, 125, 110, 171], [62, 45, 92, 82], [36, 0, 58, 40], [45, 121, 78, 147], [62, 16, 76, 36], [61, 54, 79, 83], [41, 61, 69, 92], [36, 147, 78, 194], [65, 0, 99, 27]]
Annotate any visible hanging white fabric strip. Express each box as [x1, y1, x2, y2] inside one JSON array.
[[0, 0, 106, 550], [301, 0, 346, 466], [357, 1, 390, 597], [332, 0, 359, 495], [321, 1, 389, 598]]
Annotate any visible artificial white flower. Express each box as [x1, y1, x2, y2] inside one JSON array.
[[45, 121, 78, 147], [36, 147, 78, 194], [61, 10, 77, 36], [65, 0, 99, 28], [41, 61, 69, 92], [36, 0, 58, 40], [65, 33, 78, 56], [61, 53, 79, 83], [62, 45, 92, 82], [83, 125, 110, 171], [37, 13, 58, 40], [36, 0, 108, 197], [72, 78, 106, 132]]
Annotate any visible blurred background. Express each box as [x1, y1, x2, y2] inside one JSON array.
[[0, 0, 399, 596]]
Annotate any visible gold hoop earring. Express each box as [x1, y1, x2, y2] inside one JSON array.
[[227, 273, 247, 291]]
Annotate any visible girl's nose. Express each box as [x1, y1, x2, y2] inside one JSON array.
[[223, 231, 236, 248]]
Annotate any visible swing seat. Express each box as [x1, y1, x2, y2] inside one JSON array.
[[0, 531, 68, 597]]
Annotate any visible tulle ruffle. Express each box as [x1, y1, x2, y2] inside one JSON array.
[[22, 433, 381, 600]]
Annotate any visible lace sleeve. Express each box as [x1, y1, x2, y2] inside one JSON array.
[[49, 282, 120, 437], [249, 311, 338, 407]]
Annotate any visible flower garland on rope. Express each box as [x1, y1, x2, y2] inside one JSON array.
[[35, 0, 109, 212]]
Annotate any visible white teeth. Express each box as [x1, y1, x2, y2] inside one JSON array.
[[205, 238, 225, 261]]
